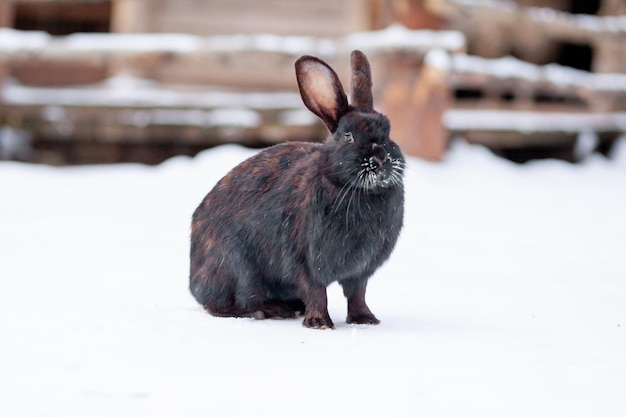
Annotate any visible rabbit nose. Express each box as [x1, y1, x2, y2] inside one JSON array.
[[369, 143, 388, 167]]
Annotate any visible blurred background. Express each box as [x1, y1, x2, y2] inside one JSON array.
[[1, 0, 625, 165]]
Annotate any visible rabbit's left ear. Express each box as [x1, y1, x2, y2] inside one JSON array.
[[295, 56, 349, 133], [350, 50, 373, 111]]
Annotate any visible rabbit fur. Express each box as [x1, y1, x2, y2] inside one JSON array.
[[190, 50, 405, 329]]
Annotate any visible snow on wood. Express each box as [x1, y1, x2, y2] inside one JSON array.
[[344, 24, 465, 53], [425, 49, 626, 94], [0, 26, 465, 62], [415, 48, 626, 155], [438, 0, 515, 10], [117, 108, 262, 128], [444, 109, 626, 133], [1, 77, 304, 110], [277, 109, 318, 127], [0, 28, 335, 58], [433, 0, 626, 36], [528, 7, 626, 36], [0, 74, 321, 146], [0, 28, 50, 53]]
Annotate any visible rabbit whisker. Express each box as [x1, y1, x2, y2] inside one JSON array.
[[345, 176, 362, 229], [332, 155, 403, 227], [333, 176, 358, 215]]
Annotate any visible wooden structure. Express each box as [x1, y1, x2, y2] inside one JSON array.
[[426, 0, 626, 73], [0, 0, 462, 163], [0, 23, 465, 163], [1, 0, 626, 164], [418, 0, 626, 161]]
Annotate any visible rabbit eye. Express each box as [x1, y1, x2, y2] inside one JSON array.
[[344, 131, 354, 143]]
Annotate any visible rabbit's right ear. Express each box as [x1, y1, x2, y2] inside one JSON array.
[[295, 56, 349, 133]]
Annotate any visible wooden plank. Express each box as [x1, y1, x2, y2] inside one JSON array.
[[1, 80, 327, 145], [426, 50, 626, 104], [0, 3, 14, 28], [378, 52, 450, 161], [599, 0, 626, 16], [428, 0, 626, 39], [427, 0, 626, 72], [147, 0, 369, 37], [2, 0, 111, 2], [111, 0, 150, 33], [444, 109, 626, 134], [0, 28, 466, 88], [1, 82, 306, 109], [463, 131, 577, 148], [0, 27, 464, 62], [408, 48, 626, 156], [3, 103, 326, 146]]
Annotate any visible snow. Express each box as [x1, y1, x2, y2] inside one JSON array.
[[424, 48, 453, 72], [443, 1, 626, 34], [205, 33, 336, 56], [0, 26, 465, 59], [277, 109, 318, 126], [1, 77, 304, 129], [446, 0, 516, 9], [424, 50, 626, 93], [529, 7, 626, 34], [344, 24, 465, 53], [574, 130, 600, 160], [0, 127, 32, 160], [1, 139, 625, 416], [444, 109, 626, 133], [0, 28, 50, 53], [64, 33, 204, 53], [0, 28, 334, 56], [114, 108, 262, 128], [1, 80, 304, 109]]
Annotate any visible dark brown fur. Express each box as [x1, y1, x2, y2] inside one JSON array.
[[190, 51, 405, 329]]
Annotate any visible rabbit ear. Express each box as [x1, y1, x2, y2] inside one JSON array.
[[295, 56, 349, 133], [350, 50, 373, 111]]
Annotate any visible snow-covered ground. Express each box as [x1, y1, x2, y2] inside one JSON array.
[[1, 139, 625, 416]]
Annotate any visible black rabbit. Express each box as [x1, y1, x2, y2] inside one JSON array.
[[190, 50, 404, 329]]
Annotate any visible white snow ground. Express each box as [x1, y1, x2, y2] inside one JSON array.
[[1, 139, 625, 416]]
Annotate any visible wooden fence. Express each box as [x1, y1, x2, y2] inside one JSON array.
[[391, 48, 626, 161], [1, 26, 466, 163]]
